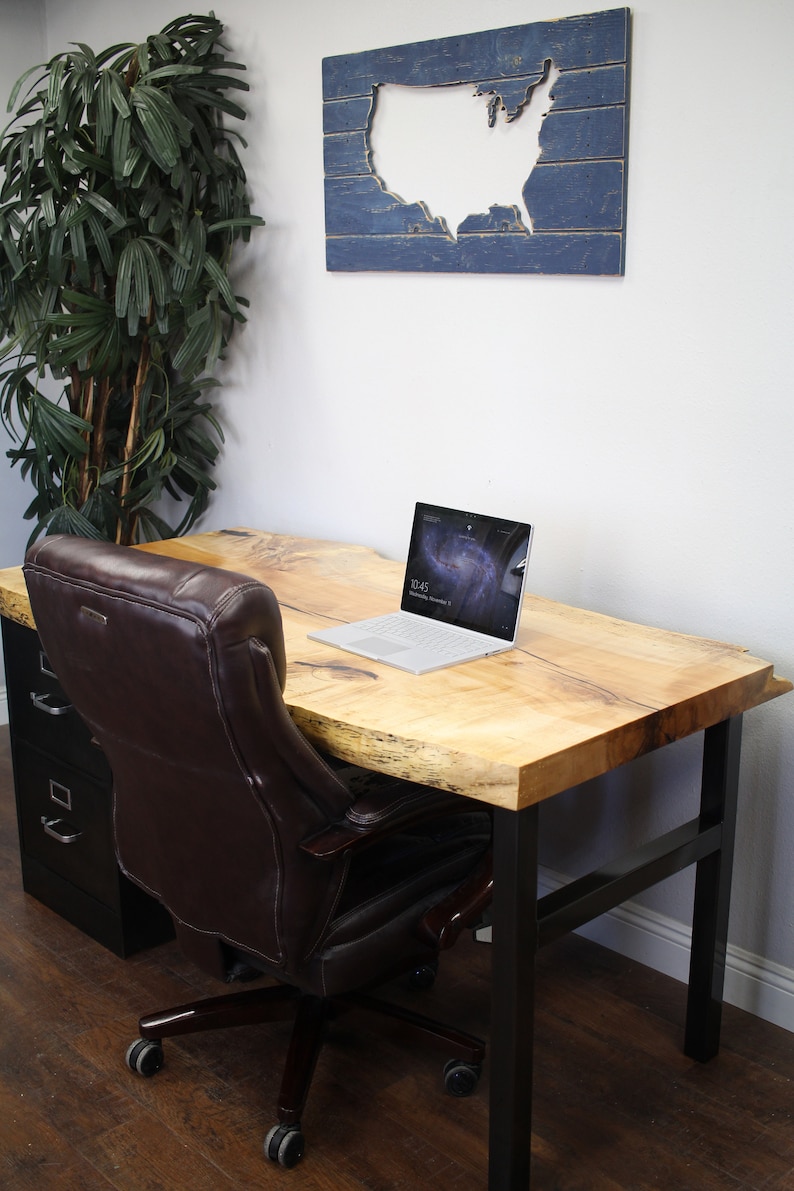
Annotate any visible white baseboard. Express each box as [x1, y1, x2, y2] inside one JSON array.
[[478, 865, 794, 1034], [0, 684, 7, 726]]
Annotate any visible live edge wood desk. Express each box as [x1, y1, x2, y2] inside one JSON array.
[[0, 527, 790, 1189]]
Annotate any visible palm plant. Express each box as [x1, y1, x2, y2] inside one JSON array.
[[0, 13, 263, 545]]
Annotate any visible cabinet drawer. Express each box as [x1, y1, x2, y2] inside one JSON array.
[[15, 742, 120, 909], [2, 618, 110, 782]]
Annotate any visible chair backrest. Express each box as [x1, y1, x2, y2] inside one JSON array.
[[24, 536, 354, 978]]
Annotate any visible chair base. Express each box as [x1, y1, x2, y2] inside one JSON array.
[[130, 976, 485, 1163]]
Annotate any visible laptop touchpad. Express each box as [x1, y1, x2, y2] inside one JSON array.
[[351, 637, 408, 655]]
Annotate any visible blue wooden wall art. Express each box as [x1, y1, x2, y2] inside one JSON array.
[[322, 8, 630, 275]]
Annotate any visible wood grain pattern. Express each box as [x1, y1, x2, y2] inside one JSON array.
[[322, 8, 631, 274], [325, 230, 624, 274], [3, 527, 789, 811], [0, 564, 34, 628], [321, 10, 631, 98]]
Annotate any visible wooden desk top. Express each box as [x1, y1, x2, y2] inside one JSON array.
[[1, 527, 790, 810]]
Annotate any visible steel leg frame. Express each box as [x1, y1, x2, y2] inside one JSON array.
[[489, 803, 539, 1191], [486, 715, 744, 1190], [685, 714, 743, 1061]]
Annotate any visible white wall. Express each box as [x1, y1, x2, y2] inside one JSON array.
[[0, 0, 47, 717], [18, 1, 794, 1017]]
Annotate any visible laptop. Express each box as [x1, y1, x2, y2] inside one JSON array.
[[308, 502, 534, 674]]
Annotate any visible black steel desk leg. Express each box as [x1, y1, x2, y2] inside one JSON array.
[[685, 715, 743, 1062], [489, 804, 539, 1191]]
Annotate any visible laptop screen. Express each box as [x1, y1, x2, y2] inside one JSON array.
[[400, 503, 533, 641]]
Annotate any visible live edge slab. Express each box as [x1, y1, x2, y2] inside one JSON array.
[[1, 526, 789, 812]]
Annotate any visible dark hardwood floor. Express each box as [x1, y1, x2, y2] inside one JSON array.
[[1, 724, 793, 1190]]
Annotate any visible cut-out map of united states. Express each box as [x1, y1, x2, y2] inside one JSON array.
[[322, 8, 630, 275]]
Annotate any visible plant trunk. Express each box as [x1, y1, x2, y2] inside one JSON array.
[[91, 376, 111, 482], [77, 373, 95, 507], [68, 364, 82, 417], [117, 337, 151, 545]]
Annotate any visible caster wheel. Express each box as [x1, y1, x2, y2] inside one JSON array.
[[444, 1058, 481, 1097], [408, 961, 438, 990], [265, 1123, 305, 1168], [125, 1038, 164, 1077]]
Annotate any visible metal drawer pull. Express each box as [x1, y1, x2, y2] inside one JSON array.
[[41, 816, 82, 844], [30, 691, 72, 716], [49, 779, 72, 811], [39, 650, 58, 679]]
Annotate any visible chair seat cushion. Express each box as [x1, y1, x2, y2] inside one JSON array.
[[305, 811, 491, 996]]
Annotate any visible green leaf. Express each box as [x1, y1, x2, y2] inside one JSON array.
[[46, 222, 66, 281], [42, 141, 63, 192], [47, 319, 111, 363], [5, 63, 47, 115], [68, 219, 90, 287], [128, 147, 150, 189], [202, 254, 237, 314], [31, 392, 91, 462], [56, 289, 110, 312], [97, 41, 135, 68], [135, 42, 150, 78], [184, 212, 207, 291], [111, 109, 131, 182], [207, 215, 266, 235], [96, 66, 113, 151], [79, 484, 119, 538], [40, 190, 57, 228], [139, 238, 168, 309], [108, 69, 132, 117], [143, 63, 205, 83], [134, 426, 165, 467], [171, 302, 213, 376], [40, 504, 106, 541], [0, 12, 263, 545], [90, 318, 122, 373], [46, 57, 67, 116], [131, 84, 192, 170], [0, 215, 25, 276], [135, 507, 179, 541], [115, 239, 138, 318], [84, 211, 115, 275], [82, 190, 128, 229], [179, 85, 247, 122]]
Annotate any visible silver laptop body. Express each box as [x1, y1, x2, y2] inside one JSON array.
[[308, 502, 534, 674]]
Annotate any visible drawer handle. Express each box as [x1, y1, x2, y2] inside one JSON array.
[[30, 691, 73, 716], [39, 650, 58, 680], [40, 816, 82, 844]]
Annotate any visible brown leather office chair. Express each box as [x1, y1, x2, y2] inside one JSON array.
[[23, 535, 492, 1168]]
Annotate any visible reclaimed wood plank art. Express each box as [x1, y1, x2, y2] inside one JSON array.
[[322, 8, 631, 275]]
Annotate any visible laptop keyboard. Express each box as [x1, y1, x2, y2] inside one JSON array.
[[363, 615, 487, 658]]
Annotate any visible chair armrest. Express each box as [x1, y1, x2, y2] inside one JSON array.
[[300, 773, 476, 860], [415, 850, 493, 951]]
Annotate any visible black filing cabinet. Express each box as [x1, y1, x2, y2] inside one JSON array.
[[2, 616, 174, 956]]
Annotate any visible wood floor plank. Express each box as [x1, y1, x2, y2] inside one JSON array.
[[78, 1113, 244, 1191], [2, 725, 794, 1189], [0, 1083, 116, 1189]]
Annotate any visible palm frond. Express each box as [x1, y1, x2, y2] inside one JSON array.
[[0, 13, 263, 545]]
